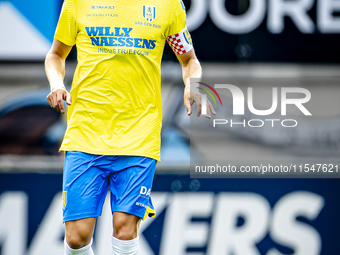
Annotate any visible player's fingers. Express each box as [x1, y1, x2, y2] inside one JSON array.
[[46, 94, 53, 108], [208, 100, 216, 115], [206, 111, 211, 119], [57, 92, 65, 114], [51, 94, 57, 109], [66, 93, 72, 106], [184, 97, 192, 115], [205, 100, 211, 119], [196, 97, 202, 117], [55, 105, 61, 113], [206, 104, 211, 119], [52, 91, 58, 108]]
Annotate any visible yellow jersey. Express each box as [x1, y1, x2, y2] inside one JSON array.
[[55, 0, 191, 161]]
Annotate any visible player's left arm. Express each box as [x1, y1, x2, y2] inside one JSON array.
[[177, 49, 216, 119], [166, 0, 215, 118]]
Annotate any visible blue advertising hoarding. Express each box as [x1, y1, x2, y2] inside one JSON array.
[[0, 173, 339, 255]]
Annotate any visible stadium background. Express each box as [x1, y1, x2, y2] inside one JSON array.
[[0, 0, 340, 254]]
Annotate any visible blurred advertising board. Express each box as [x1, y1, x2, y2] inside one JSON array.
[[0, 0, 60, 60], [1, 0, 339, 62], [179, 0, 340, 62], [0, 173, 339, 255]]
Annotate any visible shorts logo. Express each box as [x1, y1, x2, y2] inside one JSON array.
[[140, 186, 151, 197], [143, 5, 156, 22], [136, 202, 147, 208], [62, 191, 67, 209]]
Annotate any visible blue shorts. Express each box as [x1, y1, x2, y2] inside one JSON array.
[[62, 151, 156, 223]]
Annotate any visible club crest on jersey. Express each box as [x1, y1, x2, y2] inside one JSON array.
[[143, 5, 156, 22]]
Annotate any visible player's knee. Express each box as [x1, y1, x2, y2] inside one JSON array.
[[66, 229, 91, 249], [66, 233, 83, 249], [113, 217, 138, 240], [65, 218, 95, 249], [114, 226, 136, 240]]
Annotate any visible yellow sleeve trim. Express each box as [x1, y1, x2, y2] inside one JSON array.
[[143, 206, 156, 221]]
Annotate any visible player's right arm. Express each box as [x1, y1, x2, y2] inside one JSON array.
[[45, 39, 73, 114], [46, 0, 77, 114]]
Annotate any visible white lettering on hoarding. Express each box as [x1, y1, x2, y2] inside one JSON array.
[[0, 191, 325, 255], [187, 0, 340, 34]]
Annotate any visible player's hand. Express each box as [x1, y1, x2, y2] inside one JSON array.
[[46, 85, 72, 114], [184, 85, 216, 119]]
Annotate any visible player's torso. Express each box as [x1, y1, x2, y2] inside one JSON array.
[[74, 0, 173, 54]]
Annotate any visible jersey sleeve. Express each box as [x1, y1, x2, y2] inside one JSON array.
[[166, 0, 193, 55], [54, 0, 77, 46]]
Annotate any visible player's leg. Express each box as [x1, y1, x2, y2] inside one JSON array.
[[65, 218, 96, 254], [113, 212, 141, 240], [63, 151, 111, 254], [111, 212, 141, 255], [110, 156, 156, 255]]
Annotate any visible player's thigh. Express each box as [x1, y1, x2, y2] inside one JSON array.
[[63, 151, 110, 222], [110, 156, 156, 221], [113, 212, 141, 240], [65, 217, 96, 249]]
